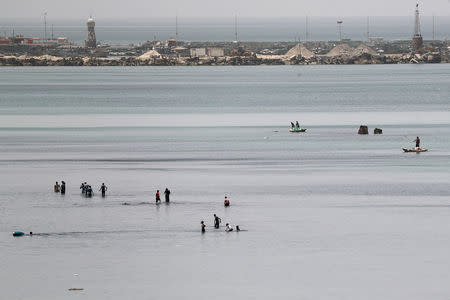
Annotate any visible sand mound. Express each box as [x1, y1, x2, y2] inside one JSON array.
[[351, 44, 378, 56], [285, 44, 315, 59], [326, 44, 354, 57], [138, 50, 162, 60]]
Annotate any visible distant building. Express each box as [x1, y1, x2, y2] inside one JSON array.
[[190, 48, 206, 57], [412, 3, 423, 50], [57, 37, 69, 45], [207, 47, 224, 57], [85, 17, 97, 48], [168, 38, 176, 48]]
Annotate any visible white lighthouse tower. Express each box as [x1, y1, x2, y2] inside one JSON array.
[[85, 17, 97, 48]]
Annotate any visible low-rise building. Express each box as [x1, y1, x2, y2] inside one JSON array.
[[207, 47, 224, 57], [190, 48, 206, 57]]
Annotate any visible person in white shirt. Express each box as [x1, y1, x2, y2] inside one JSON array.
[[225, 223, 233, 232]]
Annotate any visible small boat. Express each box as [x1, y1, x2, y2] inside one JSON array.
[[289, 128, 307, 133], [12, 231, 25, 237], [403, 148, 428, 153]]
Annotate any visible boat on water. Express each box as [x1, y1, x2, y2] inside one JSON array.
[[289, 128, 307, 133], [403, 148, 428, 153]]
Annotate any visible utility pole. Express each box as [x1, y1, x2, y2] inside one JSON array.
[[44, 12, 47, 43], [175, 14, 178, 44], [51, 24, 54, 41], [305, 16, 309, 43], [432, 15, 435, 41], [234, 14, 238, 43], [366, 16, 370, 42]]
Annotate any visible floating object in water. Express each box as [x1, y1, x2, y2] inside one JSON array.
[[358, 125, 369, 134], [273, 130, 279, 132], [68, 288, 84, 291], [403, 148, 428, 153], [289, 128, 307, 133], [12, 231, 25, 237]]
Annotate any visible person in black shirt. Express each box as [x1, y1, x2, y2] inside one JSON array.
[[214, 214, 221, 228], [164, 188, 171, 203]]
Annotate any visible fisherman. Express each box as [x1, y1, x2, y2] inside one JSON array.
[[295, 121, 300, 129], [214, 214, 221, 229], [291, 122, 295, 128], [99, 183, 107, 197], [54, 182, 60, 193], [61, 181, 66, 195], [155, 190, 161, 204], [413, 136, 421, 149], [164, 188, 171, 203], [225, 223, 233, 232], [224, 196, 230, 207], [201, 221, 206, 233]]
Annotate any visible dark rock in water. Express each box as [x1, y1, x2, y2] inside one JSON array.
[[358, 125, 369, 134], [374, 128, 383, 134]]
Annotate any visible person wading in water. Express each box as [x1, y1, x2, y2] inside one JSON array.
[[164, 188, 171, 203], [155, 190, 161, 204], [99, 183, 107, 197], [214, 214, 221, 229]]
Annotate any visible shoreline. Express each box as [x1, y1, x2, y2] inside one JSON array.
[[0, 53, 447, 67]]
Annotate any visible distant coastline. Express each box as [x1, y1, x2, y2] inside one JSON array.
[[1, 39, 449, 67]]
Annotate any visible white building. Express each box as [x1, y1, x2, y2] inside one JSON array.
[[190, 48, 206, 57], [207, 47, 224, 57]]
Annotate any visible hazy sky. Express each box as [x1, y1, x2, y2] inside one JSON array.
[[1, 0, 449, 20]]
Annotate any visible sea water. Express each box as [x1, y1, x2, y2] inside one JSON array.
[[0, 65, 449, 299]]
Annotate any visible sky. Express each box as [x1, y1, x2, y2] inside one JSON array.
[[1, 0, 449, 20]]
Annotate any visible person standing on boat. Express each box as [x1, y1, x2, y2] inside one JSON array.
[[295, 121, 300, 129], [214, 214, 221, 228], [413, 136, 420, 149], [155, 190, 161, 204], [99, 183, 107, 197], [61, 181, 66, 195], [291, 122, 295, 129], [164, 188, 171, 203]]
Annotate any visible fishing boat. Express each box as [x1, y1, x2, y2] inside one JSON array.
[[402, 148, 428, 153], [289, 128, 307, 133]]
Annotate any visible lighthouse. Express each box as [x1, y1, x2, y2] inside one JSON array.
[[412, 3, 423, 50], [85, 17, 97, 48]]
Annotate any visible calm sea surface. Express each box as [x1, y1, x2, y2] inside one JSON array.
[[1, 65, 450, 299]]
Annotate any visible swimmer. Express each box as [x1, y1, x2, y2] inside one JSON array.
[[225, 223, 233, 232], [224, 196, 230, 207]]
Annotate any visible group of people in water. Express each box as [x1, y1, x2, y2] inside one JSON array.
[[53, 181, 108, 197], [155, 188, 171, 203], [53, 181, 66, 194], [80, 182, 108, 197], [201, 212, 240, 233]]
